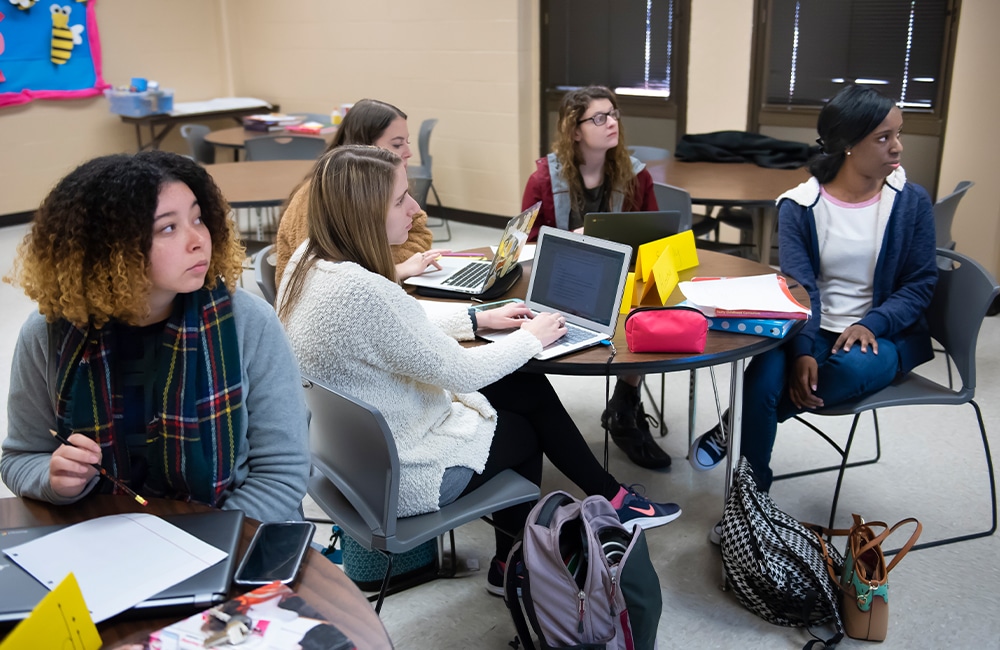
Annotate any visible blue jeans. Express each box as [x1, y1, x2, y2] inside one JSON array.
[[741, 329, 900, 491]]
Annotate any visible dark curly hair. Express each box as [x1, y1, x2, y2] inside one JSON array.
[[7, 151, 245, 327], [552, 86, 638, 212]]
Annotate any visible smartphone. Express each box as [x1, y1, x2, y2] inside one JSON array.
[[234, 521, 315, 586]]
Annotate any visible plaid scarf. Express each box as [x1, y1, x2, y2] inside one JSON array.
[[54, 285, 244, 507]]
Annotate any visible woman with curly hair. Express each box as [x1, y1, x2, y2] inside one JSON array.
[[274, 98, 444, 288], [1, 151, 310, 522], [522, 85, 667, 471]]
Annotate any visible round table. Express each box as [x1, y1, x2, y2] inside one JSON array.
[[203, 160, 315, 208], [0, 496, 393, 649], [205, 126, 336, 155]]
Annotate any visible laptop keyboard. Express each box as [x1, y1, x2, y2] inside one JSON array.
[[545, 321, 598, 349], [442, 261, 491, 289]]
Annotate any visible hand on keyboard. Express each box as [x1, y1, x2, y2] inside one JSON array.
[[521, 312, 567, 347], [476, 303, 534, 330]]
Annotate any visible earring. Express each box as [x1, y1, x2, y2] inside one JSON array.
[[846, 150, 852, 156]]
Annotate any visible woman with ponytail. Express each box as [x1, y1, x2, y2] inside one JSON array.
[[689, 85, 937, 532]]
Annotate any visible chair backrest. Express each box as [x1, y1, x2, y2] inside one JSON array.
[[302, 375, 399, 540], [407, 167, 432, 209], [933, 180, 974, 250], [652, 182, 693, 232], [928, 248, 999, 393], [254, 244, 277, 306], [627, 145, 671, 163], [179, 124, 215, 164], [245, 135, 326, 161], [416, 118, 438, 173]]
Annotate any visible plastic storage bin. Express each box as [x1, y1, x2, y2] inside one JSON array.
[[104, 89, 174, 117]]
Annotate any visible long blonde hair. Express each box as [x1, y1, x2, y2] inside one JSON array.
[[552, 86, 638, 212], [277, 146, 401, 322]]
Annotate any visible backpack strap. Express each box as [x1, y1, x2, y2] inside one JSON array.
[[504, 543, 538, 650], [534, 492, 575, 528]]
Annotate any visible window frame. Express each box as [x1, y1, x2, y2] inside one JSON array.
[[746, 0, 963, 137], [539, 0, 690, 156]]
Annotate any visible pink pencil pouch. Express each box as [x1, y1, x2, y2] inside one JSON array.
[[624, 306, 708, 354]]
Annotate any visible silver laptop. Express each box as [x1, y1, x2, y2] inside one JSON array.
[[404, 202, 540, 295], [583, 210, 683, 270], [0, 508, 244, 623], [479, 226, 632, 360]]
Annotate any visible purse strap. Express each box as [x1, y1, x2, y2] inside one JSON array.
[[848, 515, 923, 575]]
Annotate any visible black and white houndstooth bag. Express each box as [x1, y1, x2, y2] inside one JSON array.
[[721, 457, 845, 649]]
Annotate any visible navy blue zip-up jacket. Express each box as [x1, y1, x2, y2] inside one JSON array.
[[776, 167, 937, 375]]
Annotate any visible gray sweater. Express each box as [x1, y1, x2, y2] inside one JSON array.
[[1, 289, 311, 522]]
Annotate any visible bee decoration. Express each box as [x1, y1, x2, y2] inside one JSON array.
[[50, 3, 83, 65], [11, 0, 39, 10]]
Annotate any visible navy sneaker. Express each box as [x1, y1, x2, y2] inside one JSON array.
[[615, 485, 681, 531], [486, 556, 522, 597], [689, 417, 728, 471]]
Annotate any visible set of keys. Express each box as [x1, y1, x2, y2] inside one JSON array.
[[203, 607, 254, 647]]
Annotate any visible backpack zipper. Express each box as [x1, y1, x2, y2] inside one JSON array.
[[577, 589, 585, 633]]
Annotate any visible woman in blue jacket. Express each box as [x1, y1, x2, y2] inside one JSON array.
[[690, 85, 937, 537]]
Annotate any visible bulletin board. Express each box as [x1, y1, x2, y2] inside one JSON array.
[[0, 0, 108, 108]]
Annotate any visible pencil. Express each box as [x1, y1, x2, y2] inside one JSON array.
[[48, 429, 148, 506]]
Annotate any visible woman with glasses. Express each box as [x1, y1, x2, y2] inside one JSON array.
[[521, 85, 657, 242], [521, 85, 667, 471]]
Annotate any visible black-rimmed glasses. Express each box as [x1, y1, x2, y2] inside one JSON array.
[[577, 109, 621, 126]]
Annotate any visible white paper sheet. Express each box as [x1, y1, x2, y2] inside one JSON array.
[[171, 97, 272, 116], [678, 273, 810, 314], [3, 513, 227, 622], [491, 243, 536, 262]]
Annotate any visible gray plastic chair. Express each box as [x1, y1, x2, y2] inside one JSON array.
[[301, 375, 540, 613], [627, 145, 670, 163], [933, 180, 974, 253], [179, 124, 215, 164], [253, 244, 277, 306], [407, 118, 449, 241], [244, 134, 326, 161], [773, 248, 998, 553]]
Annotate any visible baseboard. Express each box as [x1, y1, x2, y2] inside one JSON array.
[[0, 211, 34, 228]]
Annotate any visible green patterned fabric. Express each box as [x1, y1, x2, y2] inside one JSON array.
[[54, 285, 244, 506]]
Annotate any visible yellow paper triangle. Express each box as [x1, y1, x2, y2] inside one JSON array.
[[0, 573, 101, 650], [651, 245, 681, 304], [620, 272, 636, 314], [662, 229, 699, 270]]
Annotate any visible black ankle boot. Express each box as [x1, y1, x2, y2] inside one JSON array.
[[601, 381, 672, 470]]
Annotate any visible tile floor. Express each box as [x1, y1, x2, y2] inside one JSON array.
[[2, 219, 998, 648]]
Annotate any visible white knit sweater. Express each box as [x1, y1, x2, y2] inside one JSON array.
[[281, 252, 543, 517]]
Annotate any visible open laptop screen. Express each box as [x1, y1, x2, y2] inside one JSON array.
[[529, 233, 629, 328]]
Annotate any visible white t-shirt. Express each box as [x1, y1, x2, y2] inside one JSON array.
[[814, 187, 885, 333]]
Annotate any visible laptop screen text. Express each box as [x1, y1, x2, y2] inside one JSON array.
[[530, 235, 627, 327]]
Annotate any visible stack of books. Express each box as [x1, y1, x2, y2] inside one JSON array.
[[285, 121, 337, 135], [242, 113, 302, 132], [677, 274, 809, 339]]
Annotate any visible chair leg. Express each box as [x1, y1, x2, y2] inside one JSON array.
[[885, 400, 997, 554], [687, 370, 697, 445], [373, 550, 394, 614], [827, 413, 867, 530], [772, 410, 882, 482]]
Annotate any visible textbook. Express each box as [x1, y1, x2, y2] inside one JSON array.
[[108, 582, 356, 650], [705, 315, 797, 339], [679, 300, 797, 339], [285, 121, 337, 135]]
